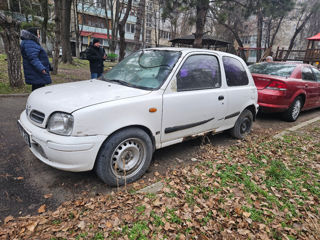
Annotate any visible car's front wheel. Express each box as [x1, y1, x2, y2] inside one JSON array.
[[95, 128, 153, 187], [282, 97, 302, 122], [230, 109, 253, 139]]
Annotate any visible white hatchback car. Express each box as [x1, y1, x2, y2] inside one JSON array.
[[18, 48, 258, 186]]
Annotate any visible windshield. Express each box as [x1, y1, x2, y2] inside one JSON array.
[[248, 62, 297, 77], [102, 50, 181, 90]]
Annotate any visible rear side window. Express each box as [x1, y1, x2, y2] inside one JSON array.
[[302, 67, 315, 81], [311, 68, 320, 82], [223, 56, 249, 86], [177, 55, 221, 91], [248, 63, 296, 77]]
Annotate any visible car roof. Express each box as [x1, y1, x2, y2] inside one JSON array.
[[143, 47, 247, 65], [144, 47, 237, 57], [252, 61, 311, 67]]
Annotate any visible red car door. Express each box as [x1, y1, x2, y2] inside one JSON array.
[[311, 67, 320, 106], [301, 67, 318, 109]]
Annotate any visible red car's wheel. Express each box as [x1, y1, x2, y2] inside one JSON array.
[[282, 97, 302, 122]]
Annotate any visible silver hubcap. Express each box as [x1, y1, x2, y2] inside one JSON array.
[[111, 138, 146, 178], [292, 100, 301, 120]]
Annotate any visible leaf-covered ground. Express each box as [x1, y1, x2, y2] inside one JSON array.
[[1, 122, 320, 240]]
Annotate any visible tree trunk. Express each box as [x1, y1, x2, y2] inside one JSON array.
[[221, 23, 247, 63], [53, 0, 62, 75], [73, 0, 80, 58], [134, 0, 145, 50], [40, 0, 48, 48], [270, 16, 284, 48], [256, 11, 263, 62], [0, 12, 23, 88], [193, 0, 209, 48], [106, 0, 119, 54], [118, 0, 133, 61], [61, 0, 73, 63], [284, 12, 313, 61]]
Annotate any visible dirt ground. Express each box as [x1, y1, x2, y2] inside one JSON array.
[[1, 95, 320, 223]]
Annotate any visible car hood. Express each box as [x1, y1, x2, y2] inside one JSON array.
[[26, 79, 151, 120]]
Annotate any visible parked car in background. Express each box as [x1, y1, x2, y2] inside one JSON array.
[[18, 48, 258, 186], [249, 62, 320, 121]]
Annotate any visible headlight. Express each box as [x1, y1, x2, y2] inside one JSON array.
[[47, 112, 74, 136]]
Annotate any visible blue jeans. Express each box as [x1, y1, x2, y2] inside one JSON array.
[[91, 73, 102, 79]]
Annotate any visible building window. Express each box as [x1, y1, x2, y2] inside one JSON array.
[[126, 23, 135, 33], [147, 2, 153, 12], [82, 36, 88, 44], [160, 30, 171, 40], [146, 30, 151, 43], [146, 13, 153, 28]]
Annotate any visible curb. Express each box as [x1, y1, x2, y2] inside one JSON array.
[[274, 116, 320, 139], [137, 181, 164, 194], [0, 93, 29, 98]]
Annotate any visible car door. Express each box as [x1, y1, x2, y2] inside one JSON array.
[[311, 67, 320, 106], [161, 54, 226, 144], [302, 67, 318, 108]]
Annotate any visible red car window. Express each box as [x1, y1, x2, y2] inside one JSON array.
[[312, 68, 320, 82], [302, 67, 316, 81]]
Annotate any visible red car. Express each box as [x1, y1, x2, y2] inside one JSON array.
[[249, 62, 320, 121]]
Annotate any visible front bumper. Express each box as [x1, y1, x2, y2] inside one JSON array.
[[19, 110, 106, 172]]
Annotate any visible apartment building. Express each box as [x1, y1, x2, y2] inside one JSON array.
[[74, 0, 174, 56]]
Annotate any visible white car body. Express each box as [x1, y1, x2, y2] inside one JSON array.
[[18, 48, 258, 176]]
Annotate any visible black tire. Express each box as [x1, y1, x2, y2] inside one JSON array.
[[230, 109, 253, 139], [95, 128, 153, 187], [282, 97, 302, 122]]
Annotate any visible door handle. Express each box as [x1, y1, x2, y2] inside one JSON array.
[[305, 84, 309, 88], [218, 95, 224, 101]]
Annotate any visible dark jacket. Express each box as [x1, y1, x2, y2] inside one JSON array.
[[86, 43, 106, 74], [20, 30, 52, 85]]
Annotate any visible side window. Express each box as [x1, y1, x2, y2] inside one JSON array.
[[176, 55, 221, 91], [311, 68, 320, 82], [302, 67, 315, 81], [222, 56, 249, 86]]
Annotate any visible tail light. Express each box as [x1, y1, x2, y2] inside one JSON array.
[[266, 80, 287, 91]]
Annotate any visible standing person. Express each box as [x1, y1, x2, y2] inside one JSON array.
[[86, 38, 106, 79], [20, 27, 52, 91]]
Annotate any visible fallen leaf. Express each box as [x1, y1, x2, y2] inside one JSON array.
[[44, 193, 53, 199], [26, 221, 38, 232], [238, 229, 251, 235], [106, 221, 113, 228], [77, 221, 85, 230], [38, 204, 46, 213], [164, 222, 171, 231], [243, 212, 251, 218], [4, 215, 14, 224]]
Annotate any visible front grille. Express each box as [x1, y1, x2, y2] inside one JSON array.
[[30, 110, 45, 124]]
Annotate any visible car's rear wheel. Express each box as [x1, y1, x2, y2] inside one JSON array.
[[282, 97, 302, 122], [95, 128, 153, 187], [230, 109, 253, 139]]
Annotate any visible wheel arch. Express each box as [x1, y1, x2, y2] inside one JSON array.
[[94, 125, 155, 169], [291, 91, 306, 109], [244, 104, 257, 121]]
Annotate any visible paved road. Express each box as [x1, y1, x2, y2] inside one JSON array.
[[1, 95, 320, 222]]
